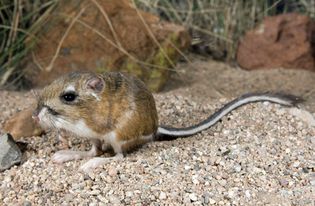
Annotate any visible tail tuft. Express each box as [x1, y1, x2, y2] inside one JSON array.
[[270, 93, 304, 106]]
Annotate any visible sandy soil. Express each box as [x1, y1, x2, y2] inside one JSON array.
[[0, 58, 314, 205], [165, 55, 315, 112]]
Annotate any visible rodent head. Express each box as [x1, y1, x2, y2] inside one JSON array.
[[33, 71, 105, 135]]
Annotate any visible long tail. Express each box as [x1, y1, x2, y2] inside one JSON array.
[[155, 92, 303, 140]]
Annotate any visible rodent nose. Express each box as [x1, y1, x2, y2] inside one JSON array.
[[32, 115, 40, 123], [32, 107, 41, 123]]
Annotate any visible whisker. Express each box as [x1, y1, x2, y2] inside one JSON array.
[[31, 89, 39, 100], [51, 117, 60, 130]]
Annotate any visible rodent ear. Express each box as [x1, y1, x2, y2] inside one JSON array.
[[86, 76, 104, 92]]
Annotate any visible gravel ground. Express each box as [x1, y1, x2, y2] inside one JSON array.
[[0, 88, 314, 205]]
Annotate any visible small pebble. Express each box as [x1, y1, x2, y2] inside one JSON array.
[[245, 190, 251, 199], [184, 165, 191, 170], [292, 161, 300, 168], [234, 164, 242, 172], [209, 198, 216, 204], [23, 201, 32, 206], [279, 178, 289, 187], [108, 166, 117, 176], [125, 191, 133, 197], [159, 192, 167, 200], [189, 193, 198, 202]]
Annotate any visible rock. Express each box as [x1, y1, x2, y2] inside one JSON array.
[[237, 13, 315, 71], [227, 188, 237, 199], [189, 193, 198, 202], [203, 192, 210, 204], [279, 178, 289, 187], [184, 165, 191, 170], [108, 195, 120, 204], [108, 166, 117, 176], [23, 201, 32, 206], [234, 163, 242, 173], [209, 198, 216, 204], [192, 175, 199, 185], [0, 134, 22, 171], [24, 0, 190, 91], [3, 108, 44, 139], [125, 191, 133, 197], [245, 190, 251, 199], [292, 161, 300, 168], [159, 191, 167, 200]]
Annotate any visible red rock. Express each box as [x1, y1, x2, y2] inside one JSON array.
[[3, 108, 44, 139], [24, 0, 190, 91], [237, 13, 315, 71]]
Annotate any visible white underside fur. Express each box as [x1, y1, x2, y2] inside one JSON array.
[[55, 118, 100, 139]]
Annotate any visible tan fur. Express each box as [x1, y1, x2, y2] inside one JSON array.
[[34, 71, 158, 156]]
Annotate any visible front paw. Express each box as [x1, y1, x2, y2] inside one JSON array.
[[79, 157, 108, 173], [52, 150, 79, 164]]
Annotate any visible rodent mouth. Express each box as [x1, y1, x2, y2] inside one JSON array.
[[43, 105, 60, 116]]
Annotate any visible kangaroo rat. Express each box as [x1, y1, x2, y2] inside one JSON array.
[[32, 71, 302, 172]]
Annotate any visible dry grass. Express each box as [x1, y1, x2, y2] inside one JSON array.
[[0, 0, 58, 88], [135, 0, 315, 61], [0, 0, 314, 88]]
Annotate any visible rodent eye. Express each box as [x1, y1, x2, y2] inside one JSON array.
[[61, 92, 77, 103]]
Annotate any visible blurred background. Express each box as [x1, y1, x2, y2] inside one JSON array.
[[0, 0, 315, 110]]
